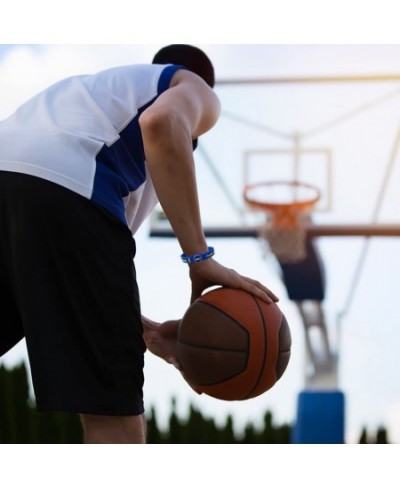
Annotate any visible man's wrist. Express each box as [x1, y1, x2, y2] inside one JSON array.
[[180, 246, 215, 264]]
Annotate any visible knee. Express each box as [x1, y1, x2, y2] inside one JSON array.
[[80, 413, 146, 444]]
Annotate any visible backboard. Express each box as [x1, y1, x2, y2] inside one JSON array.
[[150, 72, 400, 240]]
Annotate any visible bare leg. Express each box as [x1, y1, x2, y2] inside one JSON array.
[[80, 414, 146, 444]]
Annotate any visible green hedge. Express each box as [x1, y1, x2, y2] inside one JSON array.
[[146, 398, 291, 443], [0, 362, 389, 444], [0, 363, 82, 443]]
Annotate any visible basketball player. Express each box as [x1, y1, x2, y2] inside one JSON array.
[[0, 45, 278, 443]]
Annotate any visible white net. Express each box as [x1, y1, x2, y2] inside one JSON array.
[[260, 210, 311, 263], [245, 182, 319, 263]]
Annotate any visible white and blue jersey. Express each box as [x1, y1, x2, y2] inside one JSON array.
[[0, 63, 182, 234]]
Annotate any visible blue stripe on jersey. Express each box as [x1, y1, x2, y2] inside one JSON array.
[[157, 64, 184, 92], [91, 64, 184, 225], [91, 101, 151, 223]]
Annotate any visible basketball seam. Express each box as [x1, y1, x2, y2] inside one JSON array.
[[177, 340, 246, 353], [244, 296, 269, 400], [180, 301, 250, 354], [178, 300, 250, 388], [197, 301, 251, 336], [179, 347, 248, 386]]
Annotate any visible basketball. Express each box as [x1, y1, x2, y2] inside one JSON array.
[[177, 287, 291, 401]]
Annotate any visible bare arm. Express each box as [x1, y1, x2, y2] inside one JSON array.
[[139, 70, 278, 304], [139, 70, 219, 256]]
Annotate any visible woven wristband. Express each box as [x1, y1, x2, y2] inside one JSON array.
[[181, 246, 215, 264]]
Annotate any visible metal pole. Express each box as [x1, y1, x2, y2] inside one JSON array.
[[150, 224, 400, 239], [216, 74, 400, 85]]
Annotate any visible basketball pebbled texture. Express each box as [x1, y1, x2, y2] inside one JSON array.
[[177, 288, 292, 401]]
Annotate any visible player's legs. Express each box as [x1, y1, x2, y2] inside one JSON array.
[[0, 172, 147, 442], [80, 413, 146, 444]]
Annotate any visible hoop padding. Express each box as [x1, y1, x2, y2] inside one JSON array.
[[244, 181, 321, 263]]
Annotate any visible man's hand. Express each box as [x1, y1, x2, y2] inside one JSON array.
[[142, 317, 181, 370], [142, 316, 203, 395], [189, 258, 279, 304]]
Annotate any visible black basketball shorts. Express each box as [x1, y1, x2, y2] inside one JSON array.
[[0, 171, 146, 416]]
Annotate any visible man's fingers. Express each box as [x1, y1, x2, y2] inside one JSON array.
[[243, 278, 279, 303]]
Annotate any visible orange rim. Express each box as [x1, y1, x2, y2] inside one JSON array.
[[243, 180, 321, 214]]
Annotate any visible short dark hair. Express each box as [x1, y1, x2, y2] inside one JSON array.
[[152, 44, 215, 88]]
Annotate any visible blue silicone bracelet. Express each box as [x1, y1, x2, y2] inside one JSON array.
[[181, 246, 215, 264]]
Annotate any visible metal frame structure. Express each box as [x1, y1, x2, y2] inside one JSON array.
[[150, 223, 400, 239], [149, 70, 400, 443], [217, 74, 400, 85]]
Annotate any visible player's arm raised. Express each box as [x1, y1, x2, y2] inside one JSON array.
[[139, 70, 278, 304]]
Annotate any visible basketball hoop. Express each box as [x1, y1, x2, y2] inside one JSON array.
[[244, 181, 321, 263]]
